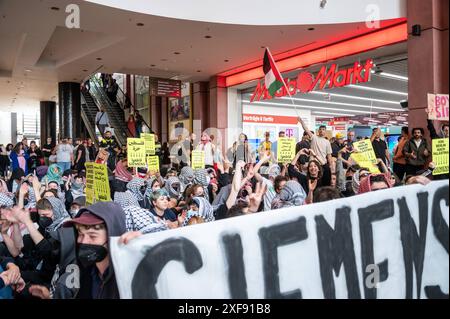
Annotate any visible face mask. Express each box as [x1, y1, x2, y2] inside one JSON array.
[[38, 216, 53, 229], [205, 176, 211, 185], [77, 243, 108, 268], [70, 209, 79, 216]]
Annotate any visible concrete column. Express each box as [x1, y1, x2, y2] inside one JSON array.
[[58, 82, 81, 139], [192, 81, 209, 137], [209, 76, 228, 153], [39, 101, 56, 144], [407, 0, 449, 135]]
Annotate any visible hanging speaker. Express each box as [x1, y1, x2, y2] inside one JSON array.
[[400, 100, 408, 108], [412, 24, 421, 36]]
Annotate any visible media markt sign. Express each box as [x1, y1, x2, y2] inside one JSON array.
[[250, 59, 374, 102]]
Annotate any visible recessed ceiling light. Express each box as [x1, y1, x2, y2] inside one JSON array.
[[25, 69, 32, 72], [96, 57, 102, 60], [196, 70, 201, 72], [308, 27, 315, 31], [173, 52, 180, 55], [150, 64, 156, 67], [136, 22, 144, 26], [50, 6, 60, 11], [224, 59, 229, 62], [204, 35, 212, 39], [83, 69, 88, 72], [161, 59, 167, 61]]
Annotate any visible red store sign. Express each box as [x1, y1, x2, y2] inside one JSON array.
[[251, 59, 374, 102]]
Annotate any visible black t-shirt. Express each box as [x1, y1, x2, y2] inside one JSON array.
[[42, 144, 54, 157], [76, 144, 86, 163], [150, 208, 177, 222], [372, 139, 388, 163]]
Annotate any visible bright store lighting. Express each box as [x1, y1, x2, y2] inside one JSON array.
[[281, 96, 401, 111], [348, 84, 408, 96]]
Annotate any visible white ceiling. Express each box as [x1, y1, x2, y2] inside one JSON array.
[[0, 0, 405, 115]]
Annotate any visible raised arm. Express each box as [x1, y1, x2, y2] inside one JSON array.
[[226, 160, 245, 209], [298, 117, 313, 139]]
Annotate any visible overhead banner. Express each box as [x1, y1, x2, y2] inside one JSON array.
[[85, 162, 111, 205], [432, 138, 449, 175], [277, 137, 296, 163], [127, 138, 146, 167], [147, 155, 160, 173], [351, 139, 380, 173], [191, 150, 205, 170], [111, 181, 449, 299], [427, 93, 449, 121], [142, 133, 156, 156]]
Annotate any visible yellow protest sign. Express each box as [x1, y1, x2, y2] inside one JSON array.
[[191, 150, 205, 169], [350, 152, 380, 173], [85, 163, 95, 206], [432, 138, 449, 175], [277, 137, 296, 164], [147, 155, 160, 173], [142, 133, 156, 156], [127, 138, 146, 167], [352, 139, 378, 163], [85, 162, 111, 205]]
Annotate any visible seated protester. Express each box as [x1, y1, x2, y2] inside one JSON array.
[[36, 202, 128, 299], [274, 175, 288, 195], [64, 175, 85, 212], [164, 176, 182, 201], [288, 156, 325, 203], [313, 186, 343, 203], [0, 195, 22, 259], [7, 168, 25, 193], [350, 168, 370, 195], [113, 178, 146, 209], [41, 164, 63, 186], [193, 169, 211, 203], [180, 197, 215, 227], [122, 204, 169, 234], [35, 166, 48, 182], [110, 159, 133, 198], [69, 196, 86, 218], [271, 180, 307, 209], [405, 174, 432, 186], [41, 188, 58, 199], [358, 173, 392, 194], [149, 190, 178, 227], [252, 152, 279, 211], [178, 166, 195, 190], [47, 181, 66, 203]]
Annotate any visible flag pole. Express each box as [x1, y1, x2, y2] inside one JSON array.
[[266, 47, 300, 118]]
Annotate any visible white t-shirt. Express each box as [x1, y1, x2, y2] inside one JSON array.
[[56, 144, 73, 162], [96, 111, 109, 125], [310, 135, 332, 166]]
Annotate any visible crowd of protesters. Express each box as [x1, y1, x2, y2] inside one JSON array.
[[0, 115, 448, 299]]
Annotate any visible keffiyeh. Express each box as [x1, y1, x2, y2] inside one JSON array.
[[179, 166, 194, 188], [181, 196, 215, 227], [164, 176, 182, 199], [114, 191, 140, 208], [0, 192, 14, 208], [193, 169, 210, 202], [114, 160, 133, 183], [126, 178, 145, 201], [70, 181, 85, 199], [123, 205, 168, 234], [271, 181, 306, 209], [46, 196, 71, 232]]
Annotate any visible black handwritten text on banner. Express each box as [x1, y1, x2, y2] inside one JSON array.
[[110, 180, 449, 299]]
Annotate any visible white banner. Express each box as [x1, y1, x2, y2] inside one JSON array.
[[110, 180, 449, 299]]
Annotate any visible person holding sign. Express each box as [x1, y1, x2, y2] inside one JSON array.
[[403, 127, 431, 176], [370, 128, 390, 167], [195, 132, 214, 169], [297, 117, 333, 186]]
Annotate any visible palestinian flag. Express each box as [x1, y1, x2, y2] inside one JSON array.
[[263, 48, 285, 96]]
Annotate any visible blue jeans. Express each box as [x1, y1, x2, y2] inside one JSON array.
[[57, 161, 71, 173]]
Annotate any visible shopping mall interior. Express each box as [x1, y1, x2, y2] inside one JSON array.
[[0, 0, 447, 152]]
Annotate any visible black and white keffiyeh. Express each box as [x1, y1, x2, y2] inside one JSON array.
[[193, 169, 210, 202], [122, 205, 168, 234], [0, 192, 14, 208], [271, 180, 306, 210], [46, 196, 71, 232], [164, 176, 182, 199], [114, 191, 140, 208], [179, 166, 195, 188], [181, 196, 215, 227], [126, 178, 145, 201]]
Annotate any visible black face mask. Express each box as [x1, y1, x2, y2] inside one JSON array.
[[38, 216, 53, 229], [77, 243, 108, 268]]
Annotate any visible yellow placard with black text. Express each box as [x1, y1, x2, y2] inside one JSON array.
[[191, 150, 205, 169], [432, 138, 449, 175], [147, 155, 160, 173], [277, 137, 296, 164], [127, 138, 146, 167]]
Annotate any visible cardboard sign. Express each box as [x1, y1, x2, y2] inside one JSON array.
[[127, 138, 146, 167], [147, 155, 160, 173], [277, 137, 296, 164], [432, 138, 449, 175], [191, 150, 205, 170], [350, 139, 380, 173], [85, 162, 110, 205], [428, 94, 449, 121], [142, 133, 156, 156], [111, 180, 449, 299]]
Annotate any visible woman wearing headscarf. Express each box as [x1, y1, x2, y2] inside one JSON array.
[[193, 168, 211, 202], [358, 173, 392, 194], [195, 132, 215, 169], [110, 159, 133, 198], [180, 196, 215, 227], [179, 166, 195, 190], [271, 180, 307, 210], [42, 164, 63, 186]]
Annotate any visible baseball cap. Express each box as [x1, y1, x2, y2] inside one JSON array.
[[335, 133, 345, 139], [63, 211, 104, 227], [71, 196, 86, 207]]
